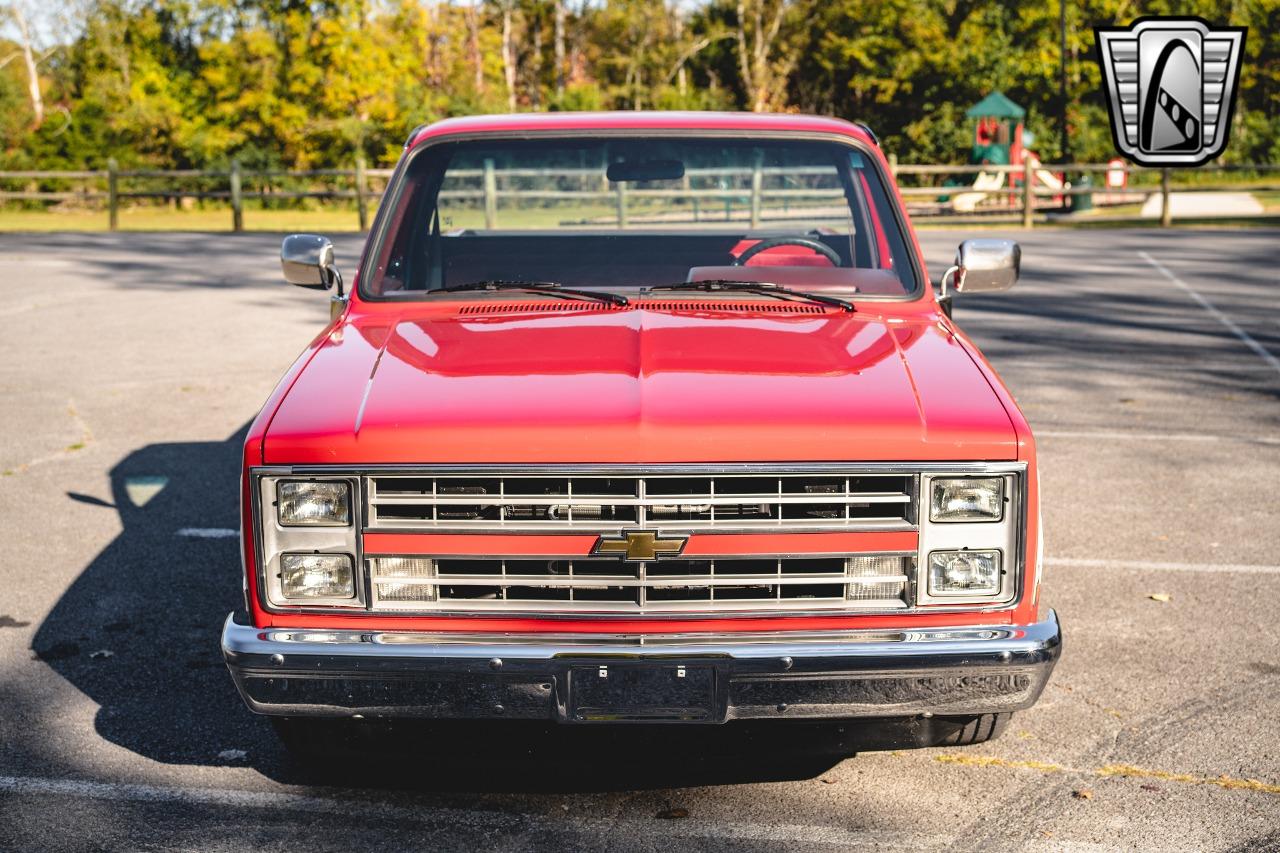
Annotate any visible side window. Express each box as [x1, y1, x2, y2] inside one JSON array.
[[366, 181, 424, 295]]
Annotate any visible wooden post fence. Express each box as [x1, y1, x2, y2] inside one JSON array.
[[1, 161, 1278, 231], [749, 151, 764, 228], [615, 179, 628, 229], [355, 152, 369, 231], [482, 158, 497, 229], [1022, 158, 1034, 229], [1160, 168, 1172, 227], [107, 159, 119, 231], [230, 160, 244, 232]]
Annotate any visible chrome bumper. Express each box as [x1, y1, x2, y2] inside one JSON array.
[[221, 611, 1061, 723]]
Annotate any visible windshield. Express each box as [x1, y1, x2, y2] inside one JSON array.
[[363, 135, 918, 299]]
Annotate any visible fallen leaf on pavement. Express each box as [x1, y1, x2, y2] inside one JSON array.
[[1148, 593, 1172, 602], [1072, 789, 1093, 800]]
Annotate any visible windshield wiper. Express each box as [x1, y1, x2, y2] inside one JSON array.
[[642, 280, 854, 312], [435, 280, 629, 307]]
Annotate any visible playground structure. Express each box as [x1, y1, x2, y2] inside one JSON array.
[[950, 92, 1066, 213]]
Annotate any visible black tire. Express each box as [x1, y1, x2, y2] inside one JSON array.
[[932, 712, 1010, 747]]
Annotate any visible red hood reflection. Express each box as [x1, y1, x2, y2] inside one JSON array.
[[263, 303, 1016, 464]]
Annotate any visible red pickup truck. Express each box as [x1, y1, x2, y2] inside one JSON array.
[[222, 112, 1060, 754]]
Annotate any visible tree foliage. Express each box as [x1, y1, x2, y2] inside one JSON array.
[[2, 0, 1276, 170]]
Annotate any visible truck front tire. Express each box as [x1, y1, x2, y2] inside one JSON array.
[[932, 712, 1010, 747]]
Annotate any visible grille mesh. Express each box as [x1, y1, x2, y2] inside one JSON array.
[[368, 555, 914, 613], [366, 473, 915, 532]]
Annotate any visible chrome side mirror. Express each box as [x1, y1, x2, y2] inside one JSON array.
[[281, 234, 342, 293], [941, 239, 1020, 297]]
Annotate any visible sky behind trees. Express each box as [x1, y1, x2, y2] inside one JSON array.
[[0, 0, 1276, 172]]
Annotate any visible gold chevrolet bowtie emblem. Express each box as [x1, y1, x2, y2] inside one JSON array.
[[593, 531, 687, 561]]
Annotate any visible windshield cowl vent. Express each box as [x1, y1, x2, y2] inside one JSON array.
[[455, 301, 830, 317], [456, 301, 616, 315], [643, 301, 828, 314]]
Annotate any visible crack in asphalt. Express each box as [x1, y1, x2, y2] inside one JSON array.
[[2, 398, 96, 476]]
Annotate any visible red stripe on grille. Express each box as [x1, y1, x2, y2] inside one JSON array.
[[362, 530, 917, 557], [364, 533, 595, 555], [681, 531, 917, 555]]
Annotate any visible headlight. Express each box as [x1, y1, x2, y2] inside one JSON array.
[[277, 480, 351, 526], [930, 477, 1004, 522], [928, 550, 1001, 596], [280, 553, 355, 599]]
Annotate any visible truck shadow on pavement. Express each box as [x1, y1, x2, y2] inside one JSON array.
[[32, 425, 846, 792]]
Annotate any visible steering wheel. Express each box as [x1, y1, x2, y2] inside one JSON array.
[[732, 237, 843, 267]]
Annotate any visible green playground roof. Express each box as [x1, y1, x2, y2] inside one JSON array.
[[966, 92, 1026, 119]]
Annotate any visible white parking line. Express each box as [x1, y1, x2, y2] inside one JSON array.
[[1002, 358, 1280, 374], [1140, 250, 1280, 375], [1037, 429, 1280, 446], [1046, 557, 1280, 575], [0, 774, 947, 848], [176, 527, 238, 539]]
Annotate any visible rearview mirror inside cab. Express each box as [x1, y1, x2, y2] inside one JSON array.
[[606, 159, 686, 182]]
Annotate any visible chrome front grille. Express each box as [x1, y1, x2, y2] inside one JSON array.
[[369, 554, 914, 612], [366, 473, 916, 531], [257, 463, 1027, 618]]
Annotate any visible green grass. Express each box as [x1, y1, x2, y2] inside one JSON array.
[[0, 203, 630, 232], [0, 207, 368, 232], [1255, 191, 1280, 212]]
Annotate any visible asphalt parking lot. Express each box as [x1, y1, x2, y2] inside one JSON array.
[[1, 227, 1278, 851]]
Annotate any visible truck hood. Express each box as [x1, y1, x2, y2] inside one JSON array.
[[263, 304, 1017, 464]]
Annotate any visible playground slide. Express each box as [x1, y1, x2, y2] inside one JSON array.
[[951, 171, 1005, 213], [1034, 168, 1064, 191]]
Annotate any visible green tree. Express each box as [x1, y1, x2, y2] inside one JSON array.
[[1, 0, 1275, 172]]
